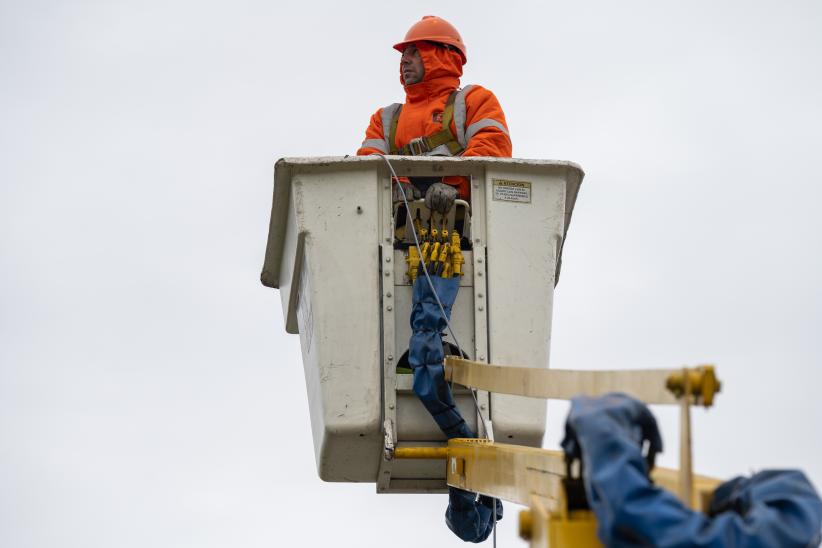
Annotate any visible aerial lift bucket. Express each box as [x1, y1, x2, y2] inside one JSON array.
[[261, 156, 583, 492]]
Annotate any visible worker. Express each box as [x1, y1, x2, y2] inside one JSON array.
[[361, 17, 510, 542], [357, 15, 512, 214], [562, 393, 822, 547]]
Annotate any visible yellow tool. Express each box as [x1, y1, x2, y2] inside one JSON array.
[[437, 229, 450, 276], [429, 228, 441, 271], [419, 228, 430, 264], [450, 231, 464, 276], [406, 245, 421, 284]]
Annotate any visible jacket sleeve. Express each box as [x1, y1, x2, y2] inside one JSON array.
[[461, 86, 512, 157], [357, 108, 389, 156], [566, 394, 822, 548]]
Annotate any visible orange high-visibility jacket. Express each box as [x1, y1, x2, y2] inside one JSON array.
[[357, 42, 512, 200]]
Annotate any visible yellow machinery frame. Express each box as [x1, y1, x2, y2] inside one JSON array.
[[393, 359, 722, 547]]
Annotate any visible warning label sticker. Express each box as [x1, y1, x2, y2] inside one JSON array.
[[492, 179, 532, 203]]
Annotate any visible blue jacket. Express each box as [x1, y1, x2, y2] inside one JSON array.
[[563, 393, 822, 547]]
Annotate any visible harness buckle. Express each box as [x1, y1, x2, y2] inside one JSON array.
[[407, 137, 429, 156]]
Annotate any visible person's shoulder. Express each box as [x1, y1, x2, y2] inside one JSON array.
[[461, 84, 499, 101], [371, 102, 404, 117], [461, 83, 491, 92], [367, 104, 390, 121], [368, 100, 400, 112]]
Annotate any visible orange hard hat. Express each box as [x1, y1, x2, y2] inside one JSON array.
[[393, 15, 467, 64]]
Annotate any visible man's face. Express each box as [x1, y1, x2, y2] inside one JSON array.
[[401, 44, 425, 85]]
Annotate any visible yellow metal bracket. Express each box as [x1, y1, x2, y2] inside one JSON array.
[[397, 358, 726, 546], [666, 365, 721, 407], [394, 438, 721, 547], [393, 446, 447, 460]]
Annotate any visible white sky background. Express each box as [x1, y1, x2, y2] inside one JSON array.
[[2, 0, 821, 546]]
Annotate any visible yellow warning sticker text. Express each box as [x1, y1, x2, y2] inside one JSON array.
[[492, 179, 532, 203]]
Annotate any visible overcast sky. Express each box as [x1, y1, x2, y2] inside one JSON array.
[[2, 1, 821, 547]]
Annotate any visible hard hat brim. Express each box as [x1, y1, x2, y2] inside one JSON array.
[[393, 39, 467, 64]]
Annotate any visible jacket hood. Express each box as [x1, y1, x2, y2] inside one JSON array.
[[400, 41, 463, 101]]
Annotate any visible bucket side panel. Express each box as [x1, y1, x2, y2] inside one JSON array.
[[291, 169, 383, 481], [484, 168, 568, 445]]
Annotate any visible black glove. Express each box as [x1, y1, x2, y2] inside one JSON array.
[[425, 182, 458, 214], [392, 180, 422, 203]]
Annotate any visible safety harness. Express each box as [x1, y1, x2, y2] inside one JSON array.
[[360, 85, 510, 157], [389, 90, 463, 156]]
